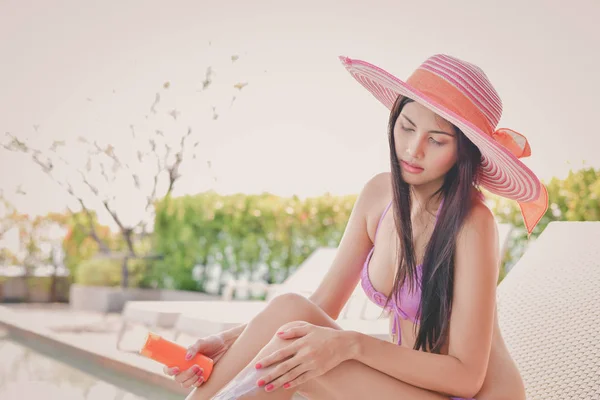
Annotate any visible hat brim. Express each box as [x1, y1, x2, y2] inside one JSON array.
[[340, 56, 541, 203]]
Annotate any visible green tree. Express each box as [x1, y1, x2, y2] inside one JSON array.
[[6, 213, 67, 301], [62, 210, 116, 278]]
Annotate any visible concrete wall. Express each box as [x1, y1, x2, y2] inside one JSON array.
[[0, 276, 70, 303], [0, 277, 220, 312]]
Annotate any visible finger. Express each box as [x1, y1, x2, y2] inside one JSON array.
[[192, 375, 205, 388], [181, 370, 202, 389], [264, 363, 309, 392], [174, 365, 201, 384], [163, 366, 180, 376], [255, 343, 299, 370], [282, 370, 316, 391], [276, 324, 312, 339], [186, 340, 204, 360], [257, 358, 301, 388]]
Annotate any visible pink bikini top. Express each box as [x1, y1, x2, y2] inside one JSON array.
[[360, 198, 444, 345]]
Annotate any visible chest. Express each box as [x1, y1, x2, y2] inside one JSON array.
[[367, 210, 436, 297]]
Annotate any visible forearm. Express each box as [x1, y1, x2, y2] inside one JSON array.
[[346, 331, 480, 399]]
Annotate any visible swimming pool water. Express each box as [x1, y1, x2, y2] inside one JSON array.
[[0, 328, 181, 400]]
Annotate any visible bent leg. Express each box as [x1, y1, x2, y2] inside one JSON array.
[[186, 292, 453, 400], [185, 293, 339, 400], [232, 330, 456, 400]]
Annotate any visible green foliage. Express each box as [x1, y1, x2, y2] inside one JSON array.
[[62, 212, 119, 278], [74, 256, 149, 288], [75, 258, 121, 287], [488, 167, 600, 275], [152, 191, 356, 292]]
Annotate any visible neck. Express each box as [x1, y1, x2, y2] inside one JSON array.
[[410, 179, 444, 215]]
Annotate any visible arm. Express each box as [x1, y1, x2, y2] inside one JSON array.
[[346, 203, 499, 399], [221, 172, 386, 343], [308, 172, 389, 320]]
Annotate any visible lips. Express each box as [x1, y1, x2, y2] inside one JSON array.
[[401, 160, 424, 173]]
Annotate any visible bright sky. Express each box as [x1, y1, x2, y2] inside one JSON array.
[[1, 0, 599, 229]]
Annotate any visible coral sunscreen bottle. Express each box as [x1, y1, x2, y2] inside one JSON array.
[[140, 332, 214, 381]]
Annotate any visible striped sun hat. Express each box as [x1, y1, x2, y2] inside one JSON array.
[[339, 54, 548, 236]]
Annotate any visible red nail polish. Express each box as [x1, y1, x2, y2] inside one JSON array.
[[277, 331, 284, 335], [255, 363, 262, 369], [257, 379, 265, 387], [265, 384, 274, 391], [283, 383, 291, 389]]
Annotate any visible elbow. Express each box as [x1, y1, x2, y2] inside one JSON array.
[[452, 382, 480, 400], [447, 359, 485, 399], [457, 370, 485, 399], [460, 384, 482, 400]]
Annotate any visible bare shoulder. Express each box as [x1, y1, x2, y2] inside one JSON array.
[[456, 198, 500, 267], [359, 172, 393, 242], [361, 171, 392, 201], [461, 199, 497, 236]]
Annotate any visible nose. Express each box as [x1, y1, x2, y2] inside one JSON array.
[[406, 135, 425, 159]]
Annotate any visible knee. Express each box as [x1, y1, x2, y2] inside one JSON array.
[[251, 293, 315, 326], [266, 292, 314, 315]]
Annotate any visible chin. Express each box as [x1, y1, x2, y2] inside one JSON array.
[[401, 171, 428, 185], [402, 172, 447, 190]]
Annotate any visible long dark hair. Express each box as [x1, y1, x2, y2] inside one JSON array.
[[384, 95, 483, 353]]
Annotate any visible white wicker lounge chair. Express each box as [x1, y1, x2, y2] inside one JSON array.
[[496, 221, 600, 399]]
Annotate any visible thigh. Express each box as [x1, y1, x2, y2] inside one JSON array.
[[257, 295, 453, 400], [299, 359, 456, 400]]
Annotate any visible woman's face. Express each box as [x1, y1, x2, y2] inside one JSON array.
[[393, 101, 459, 187]]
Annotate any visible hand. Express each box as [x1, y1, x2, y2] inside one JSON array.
[[163, 333, 229, 389], [254, 322, 353, 392]]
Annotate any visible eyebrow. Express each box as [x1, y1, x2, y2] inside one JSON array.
[[401, 114, 456, 137]]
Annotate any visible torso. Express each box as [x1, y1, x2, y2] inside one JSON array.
[[364, 174, 526, 400]]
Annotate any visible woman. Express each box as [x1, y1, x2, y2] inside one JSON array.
[[165, 54, 548, 399]]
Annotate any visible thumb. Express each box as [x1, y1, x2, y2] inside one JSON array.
[[185, 339, 206, 360]]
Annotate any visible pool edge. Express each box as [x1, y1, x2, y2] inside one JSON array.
[[0, 305, 188, 397]]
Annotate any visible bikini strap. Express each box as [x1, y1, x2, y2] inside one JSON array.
[[373, 200, 394, 242]]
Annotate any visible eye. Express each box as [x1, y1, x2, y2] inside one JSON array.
[[400, 125, 414, 133], [429, 137, 443, 146]]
